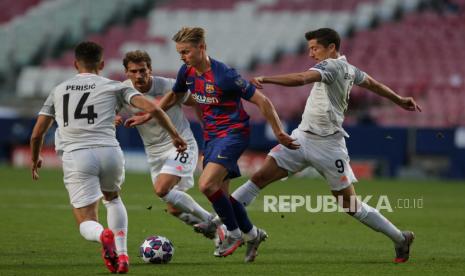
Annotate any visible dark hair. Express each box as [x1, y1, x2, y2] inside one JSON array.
[[74, 41, 103, 69], [123, 50, 152, 70], [305, 28, 341, 51]]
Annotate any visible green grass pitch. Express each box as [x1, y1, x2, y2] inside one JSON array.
[[0, 166, 464, 275]]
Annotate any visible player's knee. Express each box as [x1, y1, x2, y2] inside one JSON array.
[[198, 181, 216, 196], [154, 183, 170, 198], [102, 191, 119, 201], [333, 193, 358, 215]]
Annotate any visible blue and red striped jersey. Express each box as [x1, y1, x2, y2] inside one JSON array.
[[172, 57, 256, 141]]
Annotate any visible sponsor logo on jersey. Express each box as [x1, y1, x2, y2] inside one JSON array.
[[193, 93, 219, 104]]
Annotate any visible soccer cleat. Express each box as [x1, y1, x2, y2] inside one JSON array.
[[216, 224, 227, 243], [394, 231, 415, 263], [117, 254, 129, 274], [193, 220, 218, 239], [213, 225, 228, 257], [244, 228, 268, 263], [218, 234, 243, 257], [100, 228, 118, 273]]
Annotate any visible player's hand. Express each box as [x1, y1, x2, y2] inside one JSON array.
[[31, 156, 43, 180], [124, 114, 150, 127], [114, 115, 124, 126], [277, 131, 300, 150], [172, 137, 187, 152], [250, 76, 264, 89], [399, 97, 422, 112]]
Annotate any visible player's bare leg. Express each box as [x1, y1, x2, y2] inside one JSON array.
[[198, 163, 229, 196], [332, 185, 414, 263], [232, 156, 288, 207], [155, 173, 215, 232]]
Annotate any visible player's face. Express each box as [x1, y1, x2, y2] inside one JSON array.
[[126, 61, 152, 92], [176, 42, 203, 67], [307, 39, 334, 62]]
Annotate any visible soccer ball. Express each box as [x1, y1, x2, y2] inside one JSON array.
[[139, 235, 175, 264]]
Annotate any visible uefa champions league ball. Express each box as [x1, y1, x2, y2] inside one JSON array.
[[139, 236, 175, 264]]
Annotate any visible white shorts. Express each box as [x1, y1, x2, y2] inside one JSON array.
[[146, 138, 198, 192], [61, 146, 125, 208], [268, 129, 357, 191]]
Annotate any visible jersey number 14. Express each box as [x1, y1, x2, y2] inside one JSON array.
[[63, 92, 98, 126]]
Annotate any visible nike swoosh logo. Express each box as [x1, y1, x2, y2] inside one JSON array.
[[217, 154, 228, 159], [186, 82, 193, 85]]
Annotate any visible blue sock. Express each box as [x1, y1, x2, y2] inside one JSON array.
[[230, 196, 253, 233], [207, 190, 239, 231]]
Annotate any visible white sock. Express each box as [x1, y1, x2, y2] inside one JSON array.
[[162, 189, 212, 222], [353, 202, 405, 245], [177, 212, 203, 226], [103, 197, 128, 255], [79, 220, 104, 242], [212, 215, 222, 226], [229, 228, 242, 239], [231, 180, 261, 207], [243, 225, 258, 241]]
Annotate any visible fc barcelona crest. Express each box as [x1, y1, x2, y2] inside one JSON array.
[[206, 83, 215, 93]]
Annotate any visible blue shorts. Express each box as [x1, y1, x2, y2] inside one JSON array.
[[203, 134, 249, 179]]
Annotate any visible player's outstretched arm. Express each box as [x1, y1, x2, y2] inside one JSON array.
[[248, 90, 300, 150], [124, 113, 151, 127], [182, 94, 197, 106], [130, 95, 187, 152], [125, 91, 187, 128], [358, 75, 422, 112], [159, 91, 186, 111], [250, 70, 321, 89], [30, 115, 54, 180]]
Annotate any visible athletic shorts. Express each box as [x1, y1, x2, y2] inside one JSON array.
[[268, 129, 357, 191], [61, 146, 125, 208], [146, 137, 198, 191], [203, 134, 249, 179]]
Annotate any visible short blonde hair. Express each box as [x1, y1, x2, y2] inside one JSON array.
[[172, 27, 206, 45]]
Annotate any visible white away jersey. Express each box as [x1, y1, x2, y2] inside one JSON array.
[[120, 76, 193, 153], [39, 73, 141, 152], [298, 55, 366, 137]]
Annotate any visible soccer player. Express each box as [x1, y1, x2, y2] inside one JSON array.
[[30, 42, 187, 273], [231, 28, 421, 263], [162, 26, 298, 262], [117, 50, 223, 243]]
